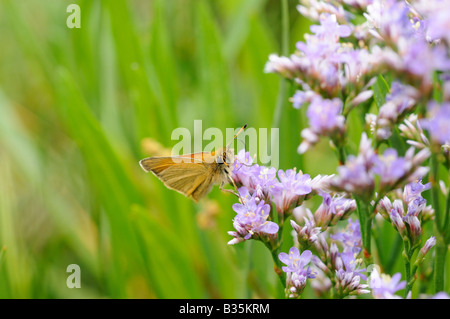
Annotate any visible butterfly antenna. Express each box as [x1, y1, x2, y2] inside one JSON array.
[[227, 124, 247, 148]]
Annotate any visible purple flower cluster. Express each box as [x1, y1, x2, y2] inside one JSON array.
[[266, 0, 450, 156], [420, 102, 450, 147], [333, 250, 369, 296], [265, 13, 373, 96], [227, 188, 278, 245], [290, 210, 322, 249], [288, 192, 356, 250], [330, 218, 362, 254], [228, 150, 336, 246], [227, 0, 450, 299], [271, 169, 312, 213], [297, 96, 346, 154], [365, 0, 450, 91], [331, 133, 430, 200], [313, 192, 356, 229], [377, 180, 435, 247], [409, 0, 450, 45], [232, 150, 311, 209], [311, 228, 369, 297], [370, 82, 419, 140], [266, 11, 377, 153], [279, 247, 315, 298]]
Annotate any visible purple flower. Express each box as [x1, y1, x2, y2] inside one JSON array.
[[335, 155, 374, 196], [331, 133, 376, 200], [405, 195, 427, 218], [232, 150, 259, 190], [271, 169, 312, 213], [331, 196, 357, 224], [313, 192, 336, 228], [370, 268, 406, 299], [279, 247, 313, 273], [330, 218, 362, 254], [420, 102, 450, 145], [291, 90, 318, 109], [364, 0, 416, 42], [232, 153, 278, 199], [249, 165, 278, 199], [228, 189, 278, 245], [297, 1, 350, 24], [333, 133, 430, 199], [309, 13, 352, 40], [232, 149, 253, 173], [338, 48, 374, 86], [340, 251, 367, 280], [279, 247, 315, 298], [403, 180, 431, 206], [398, 114, 430, 150], [312, 192, 355, 228], [375, 82, 419, 140], [306, 97, 345, 135], [291, 206, 324, 248], [291, 217, 322, 248], [382, 181, 432, 244], [334, 251, 369, 296], [400, 39, 450, 83], [372, 148, 410, 187], [413, 0, 450, 44], [390, 205, 407, 237]]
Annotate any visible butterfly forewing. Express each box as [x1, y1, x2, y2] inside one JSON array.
[[139, 156, 217, 202]]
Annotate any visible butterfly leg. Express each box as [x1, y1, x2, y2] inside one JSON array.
[[222, 176, 245, 204], [219, 180, 245, 204]]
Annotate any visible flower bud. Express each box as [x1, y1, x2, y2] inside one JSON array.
[[390, 208, 406, 237], [419, 236, 436, 258]]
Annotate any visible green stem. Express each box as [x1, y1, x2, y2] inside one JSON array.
[[403, 242, 417, 298], [430, 153, 448, 293], [356, 198, 373, 265], [271, 0, 289, 131], [267, 0, 289, 294], [434, 244, 447, 293], [267, 242, 286, 287], [444, 185, 450, 244], [337, 145, 346, 165], [430, 154, 442, 231]]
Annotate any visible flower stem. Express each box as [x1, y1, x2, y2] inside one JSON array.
[[430, 154, 442, 231], [266, 241, 286, 287], [337, 145, 346, 165], [429, 153, 448, 293], [271, 0, 289, 132], [444, 186, 450, 243], [403, 241, 417, 298], [356, 198, 373, 265], [434, 243, 447, 293]]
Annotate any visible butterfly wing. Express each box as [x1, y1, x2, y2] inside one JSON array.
[[139, 156, 216, 202]]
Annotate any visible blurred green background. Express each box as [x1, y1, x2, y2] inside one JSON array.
[[0, 0, 441, 299]]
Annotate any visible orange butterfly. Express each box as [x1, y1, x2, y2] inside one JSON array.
[[139, 125, 246, 202]]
